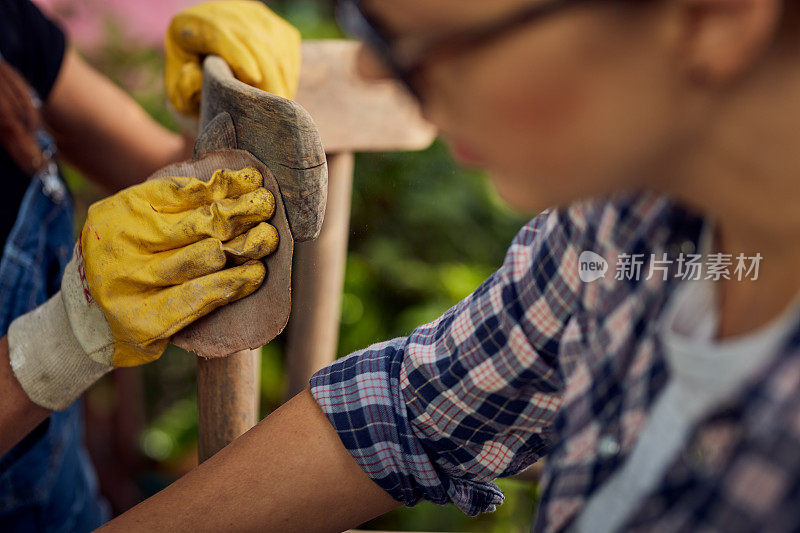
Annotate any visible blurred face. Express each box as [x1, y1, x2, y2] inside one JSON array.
[[359, 0, 688, 212]]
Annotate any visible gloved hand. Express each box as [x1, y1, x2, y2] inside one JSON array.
[[166, 0, 301, 116], [8, 166, 279, 410]]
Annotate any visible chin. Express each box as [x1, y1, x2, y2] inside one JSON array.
[[489, 170, 564, 214]]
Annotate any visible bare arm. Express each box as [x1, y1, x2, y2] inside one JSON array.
[[0, 50, 196, 452], [100, 389, 399, 532], [0, 336, 50, 455], [43, 48, 193, 192]]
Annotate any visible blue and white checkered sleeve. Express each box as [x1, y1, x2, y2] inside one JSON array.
[[310, 208, 584, 515]]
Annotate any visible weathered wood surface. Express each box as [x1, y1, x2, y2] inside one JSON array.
[[192, 111, 237, 157], [297, 40, 436, 153], [149, 148, 294, 357], [200, 55, 328, 243]]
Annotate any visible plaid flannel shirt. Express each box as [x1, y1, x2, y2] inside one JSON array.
[[310, 191, 800, 532]]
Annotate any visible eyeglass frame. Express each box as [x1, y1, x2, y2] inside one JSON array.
[[335, 0, 597, 100]]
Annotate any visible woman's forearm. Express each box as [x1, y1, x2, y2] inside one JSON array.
[[43, 49, 193, 192], [0, 335, 51, 455], [101, 388, 399, 532]]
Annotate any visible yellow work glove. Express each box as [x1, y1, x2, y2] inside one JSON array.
[[166, 0, 301, 116], [8, 166, 279, 410]]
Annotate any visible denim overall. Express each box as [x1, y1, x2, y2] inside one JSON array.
[[0, 155, 109, 530]]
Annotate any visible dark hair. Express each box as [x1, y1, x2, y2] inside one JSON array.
[[0, 60, 44, 176]]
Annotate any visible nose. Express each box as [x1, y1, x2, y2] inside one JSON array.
[[355, 44, 395, 82]]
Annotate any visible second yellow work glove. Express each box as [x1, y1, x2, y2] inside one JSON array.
[[8, 166, 279, 410], [166, 0, 302, 116]]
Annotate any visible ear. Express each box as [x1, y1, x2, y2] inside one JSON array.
[[677, 0, 782, 86]]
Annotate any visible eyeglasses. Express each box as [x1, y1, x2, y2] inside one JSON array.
[[335, 0, 593, 100]]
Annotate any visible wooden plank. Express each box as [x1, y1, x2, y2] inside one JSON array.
[[297, 40, 437, 153]]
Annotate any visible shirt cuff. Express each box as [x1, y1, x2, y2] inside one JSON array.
[[309, 339, 505, 516]]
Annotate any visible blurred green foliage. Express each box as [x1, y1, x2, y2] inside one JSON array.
[[342, 143, 527, 352], [74, 1, 540, 530]]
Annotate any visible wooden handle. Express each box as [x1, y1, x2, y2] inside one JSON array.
[[285, 153, 354, 397], [197, 349, 260, 463], [200, 55, 327, 243], [190, 51, 330, 461]]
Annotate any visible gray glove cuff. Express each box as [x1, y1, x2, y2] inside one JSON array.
[[8, 292, 110, 410]]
